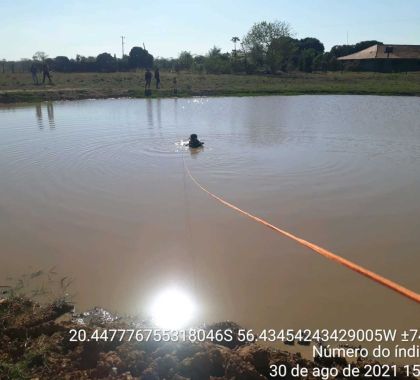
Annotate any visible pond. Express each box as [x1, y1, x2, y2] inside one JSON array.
[[0, 95, 419, 333]]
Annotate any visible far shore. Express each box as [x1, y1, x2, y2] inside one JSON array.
[[1, 71, 420, 104]]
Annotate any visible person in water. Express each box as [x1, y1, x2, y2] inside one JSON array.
[[188, 134, 204, 148]]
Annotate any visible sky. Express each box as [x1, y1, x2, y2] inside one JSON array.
[[1, 0, 420, 60]]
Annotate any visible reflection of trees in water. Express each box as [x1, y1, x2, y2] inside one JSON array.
[[235, 97, 312, 147], [241, 97, 288, 146], [35, 102, 55, 129]]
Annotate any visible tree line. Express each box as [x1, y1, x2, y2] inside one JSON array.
[[1, 21, 382, 75]]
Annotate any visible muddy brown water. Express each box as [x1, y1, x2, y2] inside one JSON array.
[[0, 96, 419, 340]]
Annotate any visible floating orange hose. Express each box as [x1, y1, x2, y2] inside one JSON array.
[[184, 158, 420, 304]]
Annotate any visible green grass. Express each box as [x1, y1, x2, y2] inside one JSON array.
[[1, 70, 420, 103]]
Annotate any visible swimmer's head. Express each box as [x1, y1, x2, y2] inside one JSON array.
[[190, 134, 198, 140]]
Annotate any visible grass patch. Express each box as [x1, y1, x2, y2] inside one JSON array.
[[1, 71, 420, 103]]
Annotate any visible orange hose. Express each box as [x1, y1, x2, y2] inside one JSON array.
[[184, 160, 420, 304]]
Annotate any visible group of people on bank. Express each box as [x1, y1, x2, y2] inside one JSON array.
[[144, 68, 160, 89], [29, 63, 178, 95], [144, 67, 178, 95], [30, 62, 52, 85]]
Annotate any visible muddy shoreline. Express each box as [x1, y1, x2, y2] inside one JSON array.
[[0, 297, 416, 379]]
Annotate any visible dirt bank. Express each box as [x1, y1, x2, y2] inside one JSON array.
[[0, 297, 416, 379]]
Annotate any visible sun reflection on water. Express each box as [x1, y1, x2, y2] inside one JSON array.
[[149, 286, 197, 329]]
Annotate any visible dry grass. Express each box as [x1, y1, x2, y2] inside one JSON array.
[[1, 70, 420, 103]]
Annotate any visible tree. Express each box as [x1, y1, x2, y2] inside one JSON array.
[[81, 56, 97, 72], [128, 47, 154, 69], [204, 46, 231, 74], [298, 48, 317, 72], [242, 20, 292, 53], [298, 38, 324, 54], [32, 51, 48, 62], [155, 57, 177, 70], [242, 20, 293, 71], [177, 51, 194, 70], [267, 36, 298, 73], [96, 52, 117, 72], [118, 55, 130, 71], [248, 44, 265, 68], [317, 52, 341, 71], [231, 37, 240, 55], [193, 55, 205, 73], [53, 56, 71, 72], [313, 53, 329, 71]]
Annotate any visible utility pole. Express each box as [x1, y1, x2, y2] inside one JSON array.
[[121, 36, 125, 58], [346, 31, 349, 45]]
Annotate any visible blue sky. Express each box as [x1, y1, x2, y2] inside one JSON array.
[[1, 0, 419, 60]]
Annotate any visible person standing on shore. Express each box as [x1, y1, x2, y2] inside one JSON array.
[[42, 63, 52, 84], [154, 68, 160, 89], [30, 63, 38, 85], [145, 68, 152, 89]]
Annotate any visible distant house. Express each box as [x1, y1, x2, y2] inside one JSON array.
[[338, 44, 420, 72]]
